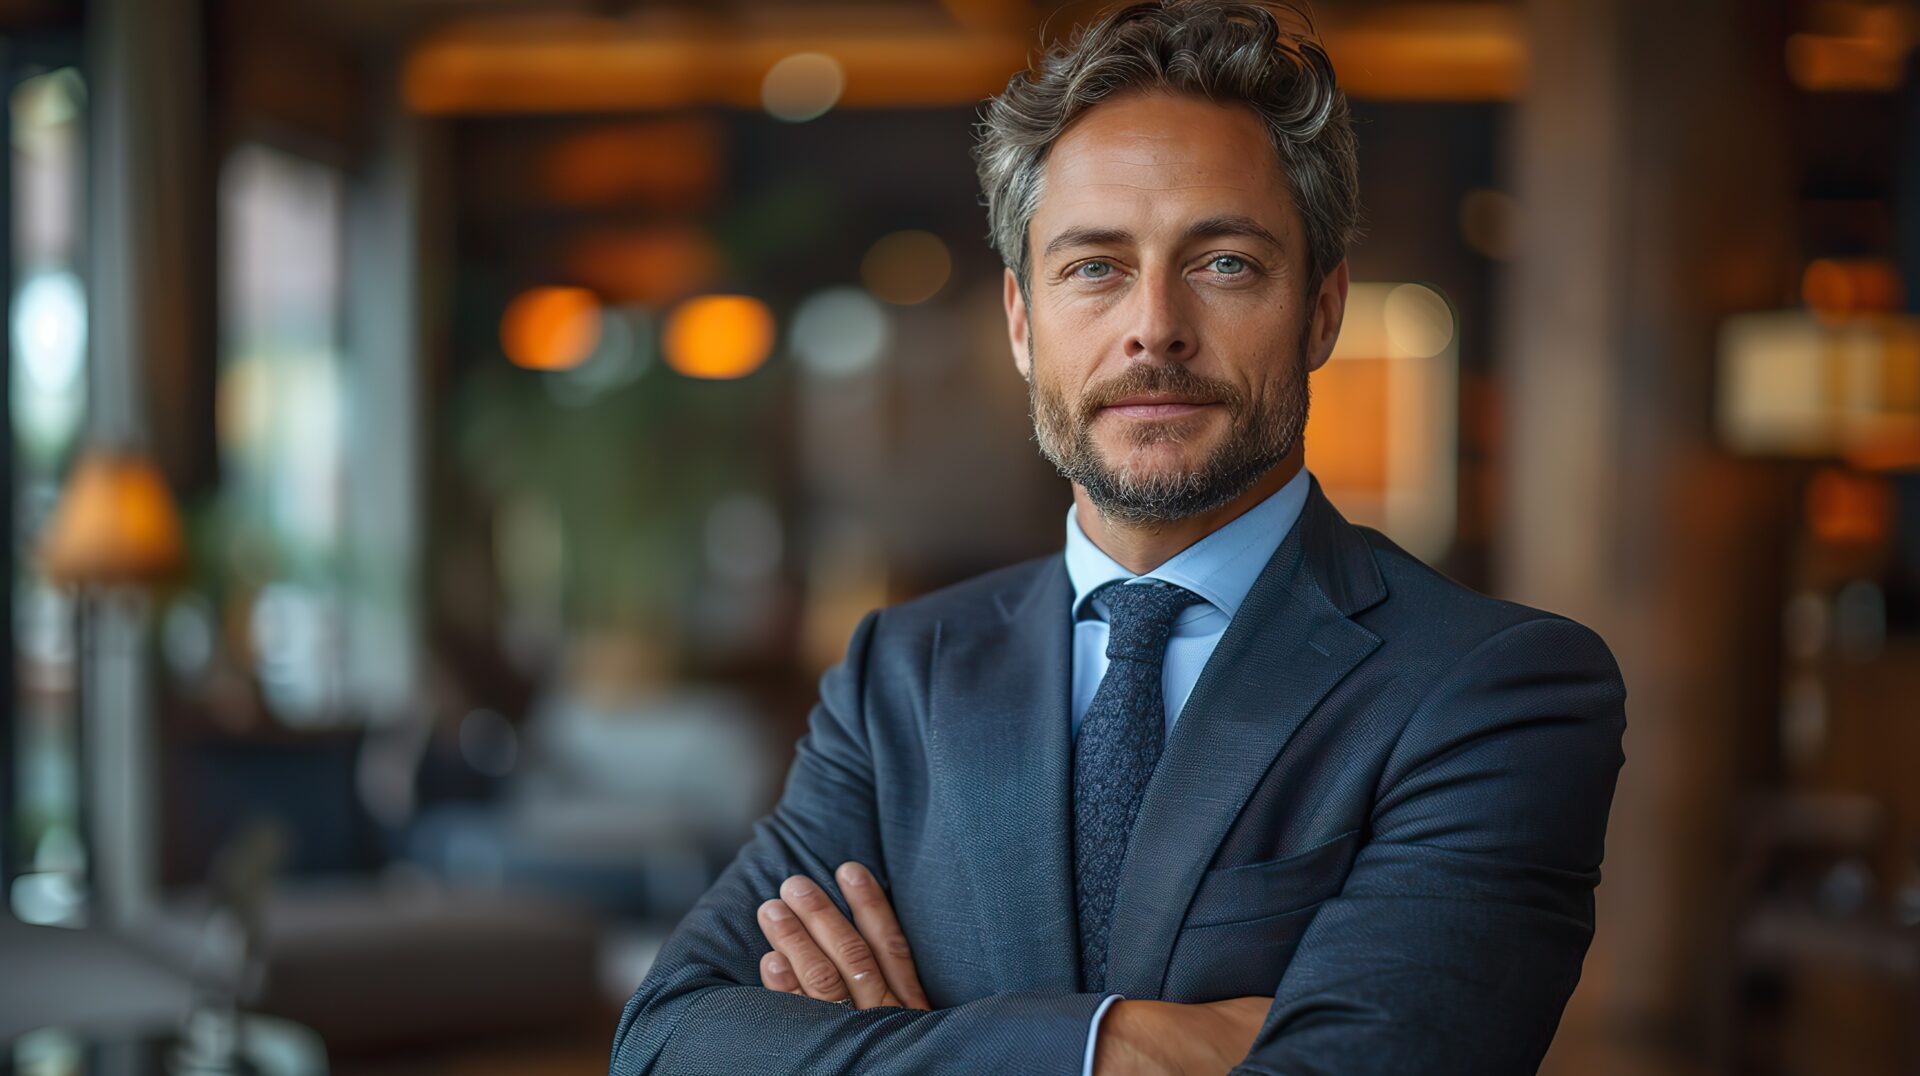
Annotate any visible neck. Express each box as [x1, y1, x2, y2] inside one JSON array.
[[1074, 445, 1305, 575]]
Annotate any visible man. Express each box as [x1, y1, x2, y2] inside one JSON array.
[[612, 2, 1626, 1073]]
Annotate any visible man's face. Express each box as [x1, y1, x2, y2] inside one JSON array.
[[1004, 90, 1348, 524]]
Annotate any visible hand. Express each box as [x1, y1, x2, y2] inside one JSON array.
[[755, 862, 932, 1011], [1094, 995, 1270, 1076]]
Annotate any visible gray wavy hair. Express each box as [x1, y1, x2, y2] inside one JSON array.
[[973, 0, 1360, 296]]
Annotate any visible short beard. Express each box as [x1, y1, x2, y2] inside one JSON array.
[[1026, 322, 1311, 526]]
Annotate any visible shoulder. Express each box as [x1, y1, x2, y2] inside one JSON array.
[[816, 555, 1056, 692], [1330, 529, 1629, 809], [872, 553, 1059, 633], [1355, 526, 1622, 693]]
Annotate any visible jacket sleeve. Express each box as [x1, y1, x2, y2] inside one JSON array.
[[1231, 615, 1628, 1076], [610, 610, 1109, 1075]]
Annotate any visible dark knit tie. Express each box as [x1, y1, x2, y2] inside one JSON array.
[[1073, 579, 1206, 992]]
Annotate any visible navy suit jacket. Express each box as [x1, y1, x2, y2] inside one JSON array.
[[612, 480, 1627, 1074]]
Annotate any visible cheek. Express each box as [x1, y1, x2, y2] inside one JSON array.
[[1203, 293, 1303, 345], [1028, 318, 1106, 394], [1211, 313, 1308, 384]]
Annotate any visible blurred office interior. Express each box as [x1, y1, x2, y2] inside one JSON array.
[[0, 0, 1915, 1072]]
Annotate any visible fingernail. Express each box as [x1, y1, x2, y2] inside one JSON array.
[[782, 876, 816, 900], [767, 953, 789, 974], [839, 864, 869, 889], [764, 901, 790, 921], [851, 971, 874, 984]]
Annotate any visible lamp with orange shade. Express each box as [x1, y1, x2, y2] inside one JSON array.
[[39, 447, 185, 586], [33, 446, 185, 930]]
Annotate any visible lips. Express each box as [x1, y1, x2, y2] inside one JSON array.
[[1099, 393, 1218, 420]]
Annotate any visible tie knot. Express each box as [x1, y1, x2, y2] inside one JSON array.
[[1098, 581, 1205, 664]]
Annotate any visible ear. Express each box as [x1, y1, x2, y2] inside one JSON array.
[[1003, 267, 1032, 378], [1305, 258, 1349, 374]]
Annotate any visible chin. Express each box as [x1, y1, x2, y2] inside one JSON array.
[[1100, 438, 1214, 484]]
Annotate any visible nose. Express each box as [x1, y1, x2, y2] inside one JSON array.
[[1121, 270, 1196, 363]]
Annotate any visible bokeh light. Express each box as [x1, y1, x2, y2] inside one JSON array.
[[1382, 283, 1455, 358], [662, 294, 775, 380], [500, 286, 603, 371], [761, 52, 844, 122], [14, 270, 86, 395], [791, 287, 890, 376], [11, 269, 87, 457], [544, 307, 652, 408], [1806, 467, 1893, 547], [860, 229, 952, 305], [1801, 257, 1903, 323], [1456, 187, 1517, 261]]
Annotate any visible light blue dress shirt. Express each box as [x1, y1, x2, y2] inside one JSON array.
[[1067, 466, 1313, 1075]]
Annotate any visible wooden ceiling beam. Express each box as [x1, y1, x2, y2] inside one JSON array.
[[402, 4, 1525, 115]]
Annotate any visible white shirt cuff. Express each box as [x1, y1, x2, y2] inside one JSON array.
[[1081, 993, 1124, 1076]]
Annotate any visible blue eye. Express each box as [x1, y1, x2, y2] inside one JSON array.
[[1074, 261, 1114, 280], [1210, 255, 1248, 275]]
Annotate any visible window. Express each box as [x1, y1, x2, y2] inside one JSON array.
[[9, 65, 91, 926], [217, 144, 348, 725]]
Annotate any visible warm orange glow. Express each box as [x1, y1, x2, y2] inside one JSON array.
[[663, 294, 775, 380], [405, 22, 1032, 115], [1806, 467, 1893, 545], [501, 286, 603, 371], [537, 120, 721, 208], [41, 449, 185, 586], [1307, 282, 1461, 561], [939, 0, 1031, 32], [1305, 357, 1392, 493], [1802, 258, 1904, 323], [1846, 434, 1920, 472], [403, 9, 1526, 115], [1784, 0, 1916, 91], [1786, 33, 1909, 92], [1718, 311, 1920, 459], [561, 228, 720, 305], [1324, 21, 1524, 101]]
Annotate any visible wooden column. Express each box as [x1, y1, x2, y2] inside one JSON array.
[[1503, 0, 1799, 1060]]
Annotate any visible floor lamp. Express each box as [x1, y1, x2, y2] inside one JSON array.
[[38, 445, 184, 928], [40, 449, 324, 1076]]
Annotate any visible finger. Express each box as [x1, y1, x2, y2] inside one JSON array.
[[779, 875, 900, 1009], [757, 898, 849, 1003], [837, 862, 930, 1010], [760, 949, 804, 995]]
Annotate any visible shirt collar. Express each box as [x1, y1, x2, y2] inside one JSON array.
[[1062, 466, 1313, 622]]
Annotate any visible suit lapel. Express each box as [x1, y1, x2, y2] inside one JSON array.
[[1103, 481, 1387, 997], [927, 556, 1083, 992]]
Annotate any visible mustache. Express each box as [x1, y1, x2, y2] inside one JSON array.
[[1076, 363, 1245, 423]]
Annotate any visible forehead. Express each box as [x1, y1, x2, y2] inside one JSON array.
[[1033, 90, 1297, 247]]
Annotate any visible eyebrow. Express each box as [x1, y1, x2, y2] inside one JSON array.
[[1040, 214, 1286, 260]]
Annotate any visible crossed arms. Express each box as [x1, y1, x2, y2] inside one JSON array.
[[750, 857, 1270, 1075], [610, 610, 1626, 1075]]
